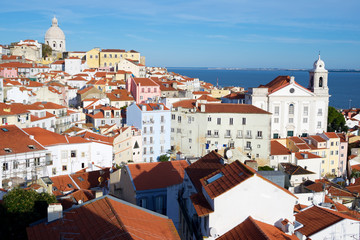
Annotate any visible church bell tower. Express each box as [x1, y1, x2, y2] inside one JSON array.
[[309, 54, 329, 96]]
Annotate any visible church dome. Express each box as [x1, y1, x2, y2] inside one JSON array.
[[313, 54, 325, 70], [45, 16, 65, 40]]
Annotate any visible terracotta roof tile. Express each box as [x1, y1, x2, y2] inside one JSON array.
[[294, 152, 322, 160], [324, 132, 340, 139], [271, 140, 291, 155], [280, 163, 315, 175], [295, 205, 359, 236], [309, 135, 326, 142], [218, 216, 298, 240], [136, 103, 169, 111], [198, 103, 271, 114], [27, 196, 180, 240], [185, 151, 224, 192], [0, 125, 45, 155], [173, 99, 197, 109], [127, 160, 189, 191], [190, 192, 214, 216], [133, 77, 159, 87]]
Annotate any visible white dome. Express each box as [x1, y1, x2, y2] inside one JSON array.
[[313, 55, 325, 70], [45, 16, 65, 40]]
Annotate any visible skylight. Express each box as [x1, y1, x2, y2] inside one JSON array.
[[4, 148, 12, 153], [1, 128, 9, 132], [67, 183, 74, 188], [206, 172, 224, 185], [77, 176, 84, 182]]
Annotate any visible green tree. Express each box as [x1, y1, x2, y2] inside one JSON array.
[[42, 44, 52, 58], [327, 106, 348, 132], [158, 154, 170, 162], [1, 188, 57, 240], [258, 166, 274, 171]]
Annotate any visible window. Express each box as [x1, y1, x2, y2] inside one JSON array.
[[318, 108, 323, 116], [143, 147, 147, 154], [101, 120, 105, 124], [142, 88, 145, 93], [214, 130, 219, 137], [274, 106, 279, 116], [217, 118, 221, 125], [26, 159, 30, 168], [319, 77, 323, 87], [109, 54, 112, 58], [335, 151, 338, 155], [139, 198, 147, 208], [178, 116, 181, 123], [341, 146, 344, 149], [148, 88, 151, 92], [143, 137, 147, 144], [155, 196, 165, 214], [208, 116, 211, 122], [189, 138, 192, 143], [330, 151, 334, 155], [3, 163, 8, 171], [34, 157, 40, 166], [150, 127, 153, 133], [331, 142, 334, 146], [90, 55, 93, 59], [289, 118, 294, 123], [273, 133, 279, 139], [225, 130, 231, 137], [188, 116, 192, 124], [71, 150, 76, 158], [242, 118, 246, 125], [104, 54, 107, 58], [143, 127, 147, 134], [229, 118, 233, 125], [246, 130, 252, 138], [171, 114, 175, 120], [13, 161, 19, 169], [62, 165, 67, 171], [150, 137, 153, 143], [207, 130, 212, 136], [161, 116, 165, 123], [303, 118, 308, 123], [304, 106, 309, 116], [246, 141, 251, 149], [331, 160, 334, 165], [289, 104, 294, 115], [171, 128, 174, 133], [317, 121, 321, 128], [237, 130, 242, 138], [81, 163, 85, 168], [115, 54, 117, 58], [257, 131, 262, 138], [274, 118, 279, 123], [287, 131, 294, 137]]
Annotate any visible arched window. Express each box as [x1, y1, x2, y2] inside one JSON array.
[[319, 77, 323, 87], [104, 62, 107, 67], [289, 104, 294, 115], [53, 41, 56, 48]]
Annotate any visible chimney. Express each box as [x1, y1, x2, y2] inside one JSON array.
[[290, 76, 295, 83], [47, 203, 63, 222]]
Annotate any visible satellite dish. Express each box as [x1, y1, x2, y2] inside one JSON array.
[[78, 200, 83, 205], [98, 176, 104, 183], [351, 178, 356, 184], [209, 227, 217, 237], [226, 150, 233, 159], [8, 181, 12, 187]]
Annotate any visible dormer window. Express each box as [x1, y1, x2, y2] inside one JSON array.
[[28, 145, 36, 150], [4, 148, 12, 153], [67, 183, 74, 188]]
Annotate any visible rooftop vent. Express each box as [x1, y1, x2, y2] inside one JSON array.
[[4, 148, 12, 153]]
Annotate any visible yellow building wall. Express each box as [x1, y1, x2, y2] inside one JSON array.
[[211, 89, 230, 98], [86, 48, 100, 69]]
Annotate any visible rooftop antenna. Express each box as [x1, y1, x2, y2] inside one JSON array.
[[216, 77, 219, 89]]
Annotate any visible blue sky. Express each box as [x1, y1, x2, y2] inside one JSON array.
[[0, 0, 359, 69]]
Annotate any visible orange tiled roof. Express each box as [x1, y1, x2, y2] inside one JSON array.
[[0, 102, 29, 115], [295, 152, 322, 160], [197, 95, 221, 102], [0, 125, 45, 155], [30, 111, 56, 122], [309, 135, 327, 142], [133, 77, 160, 87], [198, 103, 271, 114], [190, 192, 214, 216], [295, 205, 359, 237], [173, 99, 197, 109], [101, 49, 125, 52], [270, 140, 291, 155], [127, 160, 189, 191], [136, 103, 169, 111], [324, 132, 340, 139], [27, 196, 181, 240], [193, 91, 210, 95], [217, 216, 298, 240], [280, 163, 315, 175], [185, 151, 225, 192]]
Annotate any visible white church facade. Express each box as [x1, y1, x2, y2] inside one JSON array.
[[246, 56, 330, 138]]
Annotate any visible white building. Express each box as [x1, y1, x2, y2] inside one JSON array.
[[45, 16, 66, 53], [65, 57, 81, 76], [116, 58, 145, 78], [178, 151, 298, 239], [0, 125, 47, 188], [127, 103, 171, 162], [246, 56, 330, 138], [171, 101, 271, 164], [23, 127, 112, 177]]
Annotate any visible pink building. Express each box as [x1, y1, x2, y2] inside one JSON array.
[[126, 77, 161, 103], [0, 66, 18, 78]]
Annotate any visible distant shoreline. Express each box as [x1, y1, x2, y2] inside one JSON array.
[[167, 67, 360, 73]]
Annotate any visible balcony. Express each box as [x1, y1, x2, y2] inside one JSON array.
[[256, 136, 263, 139], [224, 134, 232, 138]]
